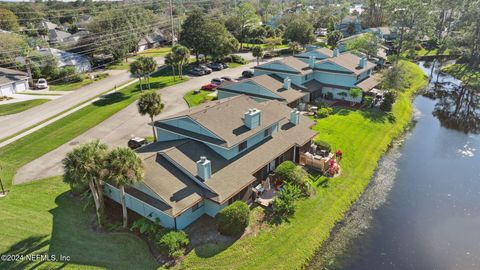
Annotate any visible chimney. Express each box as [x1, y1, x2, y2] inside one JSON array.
[[290, 108, 300, 125], [333, 48, 339, 57], [308, 56, 315, 68], [196, 156, 211, 181], [283, 77, 291, 89], [244, 108, 262, 129], [359, 57, 366, 68]]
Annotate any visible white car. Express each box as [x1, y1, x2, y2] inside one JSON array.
[[211, 78, 225, 85], [36, 78, 48, 89]]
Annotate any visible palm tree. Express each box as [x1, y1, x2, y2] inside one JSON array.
[[137, 91, 164, 140], [289, 41, 301, 55], [171, 45, 190, 79], [138, 56, 157, 89], [104, 147, 144, 228], [164, 52, 176, 80], [252, 45, 265, 65], [130, 60, 145, 91], [62, 140, 108, 228]]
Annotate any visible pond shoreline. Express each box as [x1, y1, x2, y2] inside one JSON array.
[[305, 63, 428, 269]]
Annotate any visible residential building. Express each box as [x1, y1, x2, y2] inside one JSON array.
[[250, 47, 378, 103], [36, 48, 92, 72], [104, 95, 317, 229], [0, 68, 29, 96], [137, 31, 166, 52], [363, 27, 397, 42], [335, 15, 362, 37], [217, 74, 308, 107]]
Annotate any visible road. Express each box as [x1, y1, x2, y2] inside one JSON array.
[[14, 59, 262, 184], [0, 69, 133, 141]]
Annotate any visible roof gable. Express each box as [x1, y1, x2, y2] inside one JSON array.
[[220, 81, 282, 99], [315, 60, 353, 73]]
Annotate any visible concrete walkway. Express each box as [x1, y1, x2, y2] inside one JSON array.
[[14, 59, 263, 184]]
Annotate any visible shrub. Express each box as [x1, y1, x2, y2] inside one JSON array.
[[157, 230, 189, 259], [215, 200, 250, 236], [314, 140, 331, 153], [363, 96, 374, 107], [131, 217, 166, 237], [272, 185, 301, 219], [230, 54, 247, 64], [380, 91, 396, 112], [274, 161, 307, 187], [58, 67, 82, 83], [316, 107, 333, 118]]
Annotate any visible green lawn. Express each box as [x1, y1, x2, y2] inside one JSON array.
[[0, 176, 158, 270], [184, 90, 216, 107], [179, 61, 427, 269], [0, 99, 50, 116], [138, 47, 172, 58], [0, 71, 187, 188], [49, 74, 109, 91]]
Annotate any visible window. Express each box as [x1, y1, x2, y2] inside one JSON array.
[[238, 141, 247, 152], [264, 127, 272, 137], [304, 74, 308, 81]]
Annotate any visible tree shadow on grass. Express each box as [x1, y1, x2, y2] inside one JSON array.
[[92, 92, 129, 107], [47, 192, 159, 270], [0, 235, 51, 270], [333, 108, 353, 116], [185, 216, 239, 259], [360, 109, 389, 123]]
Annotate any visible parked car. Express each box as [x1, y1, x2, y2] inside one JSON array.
[[211, 78, 225, 85], [199, 65, 212, 74], [220, 62, 229, 69], [221, 76, 237, 82], [207, 62, 224, 71], [201, 83, 218, 91], [242, 70, 254, 78], [190, 67, 207, 76], [128, 137, 148, 149], [35, 78, 48, 89]]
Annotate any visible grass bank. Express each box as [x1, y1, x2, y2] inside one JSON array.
[[441, 63, 480, 86], [0, 176, 158, 270], [0, 99, 50, 116], [0, 71, 187, 188], [184, 90, 216, 107], [179, 60, 427, 269], [138, 47, 171, 58]]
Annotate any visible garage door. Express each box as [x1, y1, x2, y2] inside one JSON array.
[[0, 84, 14, 96], [15, 81, 27, 92]]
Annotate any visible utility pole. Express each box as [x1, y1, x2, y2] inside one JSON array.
[[169, 0, 175, 45]]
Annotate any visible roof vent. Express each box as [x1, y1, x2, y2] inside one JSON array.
[[283, 77, 291, 89], [333, 48, 339, 57], [290, 108, 300, 125], [196, 156, 211, 181], [359, 57, 366, 68], [308, 56, 315, 68], [244, 108, 262, 129]]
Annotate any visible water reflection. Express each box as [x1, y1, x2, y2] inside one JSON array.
[[422, 61, 480, 134]]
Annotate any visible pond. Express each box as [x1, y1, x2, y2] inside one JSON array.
[[308, 61, 480, 270]]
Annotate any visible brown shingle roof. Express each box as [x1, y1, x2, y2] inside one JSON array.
[[138, 98, 318, 212], [318, 52, 376, 75], [155, 95, 287, 148], [255, 56, 312, 75], [219, 74, 306, 103], [355, 73, 382, 91]]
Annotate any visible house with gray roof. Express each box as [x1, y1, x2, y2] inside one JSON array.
[[104, 95, 317, 229], [217, 74, 308, 107], [252, 47, 378, 103], [0, 67, 29, 96]]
